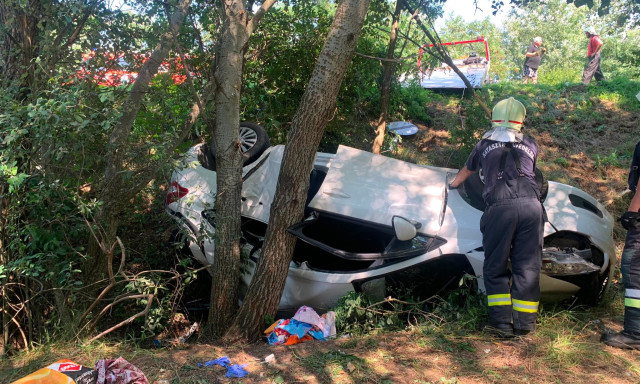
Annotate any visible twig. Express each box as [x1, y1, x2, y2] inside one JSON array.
[[85, 294, 154, 345], [76, 237, 127, 328], [87, 294, 152, 334]]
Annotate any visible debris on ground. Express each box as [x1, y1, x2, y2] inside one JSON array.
[[11, 358, 148, 384], [95, 357, 149, 384], [153, 315, 199, 348], [263, 354, 276, 365], [265, 306, 337, 346], [197, 356, 248, 378], [11, 360, 97, 384]]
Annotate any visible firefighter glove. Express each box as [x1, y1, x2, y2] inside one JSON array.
[[619, 211, 640, 230]]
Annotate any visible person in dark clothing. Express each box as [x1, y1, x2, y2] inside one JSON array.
[[449, 98, 544, 338], [523, 36, 544, 84], [601, 141, 640, 349], [582, 27, 605, 85]]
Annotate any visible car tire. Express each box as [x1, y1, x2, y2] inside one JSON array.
[[210, 122, 270, 166], [462, 167, 548, 211], [573, 266, 611, 306]]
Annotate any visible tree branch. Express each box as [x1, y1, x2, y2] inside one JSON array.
[[85, 294, 153, 345], [246, 0, 277, 36]]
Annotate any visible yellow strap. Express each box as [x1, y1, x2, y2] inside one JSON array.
[[488, 294, 511, 299]]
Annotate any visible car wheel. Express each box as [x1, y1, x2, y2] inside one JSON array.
[[210, 122, 270, 166], [573, 266, 611, 306], [462, 167, 548, 211]]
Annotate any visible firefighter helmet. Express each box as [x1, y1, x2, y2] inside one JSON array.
[[491, 97, 526, 132]]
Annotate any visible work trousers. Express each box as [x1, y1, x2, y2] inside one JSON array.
[[622, 225, 640, 334], [582, 52, 605, 84], [481, 197, 544, 331]]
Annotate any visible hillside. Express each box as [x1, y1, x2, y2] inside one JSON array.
[[396, 80, 639, 241]]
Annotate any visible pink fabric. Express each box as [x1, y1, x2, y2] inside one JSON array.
[[95, 357, 149, 384], [293, 306, 323, 329]]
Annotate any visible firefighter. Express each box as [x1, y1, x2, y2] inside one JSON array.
[[601, 140, 640, 349], [449, 98, 544, 338]]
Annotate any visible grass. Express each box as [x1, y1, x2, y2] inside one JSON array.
[[295, 349, 389, 383]]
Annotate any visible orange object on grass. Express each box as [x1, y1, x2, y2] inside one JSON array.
[[11, 359, 97, 384]]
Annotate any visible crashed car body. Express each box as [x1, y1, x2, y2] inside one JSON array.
[[167, 141, 615, 312]]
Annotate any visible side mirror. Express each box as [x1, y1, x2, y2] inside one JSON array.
[[392, 216, 420, 241]]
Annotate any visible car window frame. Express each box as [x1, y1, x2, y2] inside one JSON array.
[[287, 212, 446, 261]]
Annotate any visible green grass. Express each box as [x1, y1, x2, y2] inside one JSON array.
[[295, 349, 388, 383]]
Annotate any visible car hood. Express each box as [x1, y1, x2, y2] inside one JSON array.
[[308, 145, 448, 235]]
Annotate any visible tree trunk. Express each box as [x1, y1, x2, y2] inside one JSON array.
[[206, 0, 248, 337], [225, 0, 371, 342], [206, 0, 276, 338], [86, 0, 192, 282], [372, 0, 402, 154]]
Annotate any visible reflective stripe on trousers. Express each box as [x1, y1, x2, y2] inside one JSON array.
[[488, 293, 512, 306], [622, 225, 640, 334]]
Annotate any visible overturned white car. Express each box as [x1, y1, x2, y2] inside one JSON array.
[[166, 124, 615, 312]]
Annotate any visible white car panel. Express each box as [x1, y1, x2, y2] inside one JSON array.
[[309, 145, 448, 236]]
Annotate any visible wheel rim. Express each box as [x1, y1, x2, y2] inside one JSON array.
[[239, 126, 258, 153]]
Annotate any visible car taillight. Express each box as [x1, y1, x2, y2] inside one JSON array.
[[167, 181, 188, 205]]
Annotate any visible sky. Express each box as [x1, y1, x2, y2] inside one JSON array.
[[436, 0, 509, 29]]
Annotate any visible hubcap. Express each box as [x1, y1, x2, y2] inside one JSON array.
[[239, 126, 258, 153]]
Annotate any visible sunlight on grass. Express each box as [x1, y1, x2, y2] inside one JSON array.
[[296, 349, 386, 384], [597, 91, 622, 105]]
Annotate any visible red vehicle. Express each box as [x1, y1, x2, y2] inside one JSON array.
[[76, 51, 191, 86]]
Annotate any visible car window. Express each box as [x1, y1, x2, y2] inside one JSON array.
[[287, 212, 445, 261]]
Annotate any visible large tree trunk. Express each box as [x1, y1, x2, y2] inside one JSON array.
[[86, 0, 192, 282], [225, 0, 371, 342], [206, 0, 248, 338], [372, 0, 402, 154], [206, 0, 275, 338]]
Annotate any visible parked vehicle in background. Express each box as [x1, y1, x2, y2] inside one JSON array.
[[419, 36, 491, 89]]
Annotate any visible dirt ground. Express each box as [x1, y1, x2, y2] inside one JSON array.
[[3, 318, 640, 384]]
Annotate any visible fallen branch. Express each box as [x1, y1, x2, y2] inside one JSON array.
[[85, 294, 154, 345], [76, 236, 127, 328]]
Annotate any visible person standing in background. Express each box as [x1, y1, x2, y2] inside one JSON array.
[[522, 36, 545, 85], [582, 27, 605, 85]]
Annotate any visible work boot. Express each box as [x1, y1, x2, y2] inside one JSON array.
[[600, 331, 640, 350], [483, 323, 514, 339], [514, 328, 532, 336]]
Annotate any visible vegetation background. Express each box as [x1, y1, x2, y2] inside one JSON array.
[[1, 0, 639, 382]]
